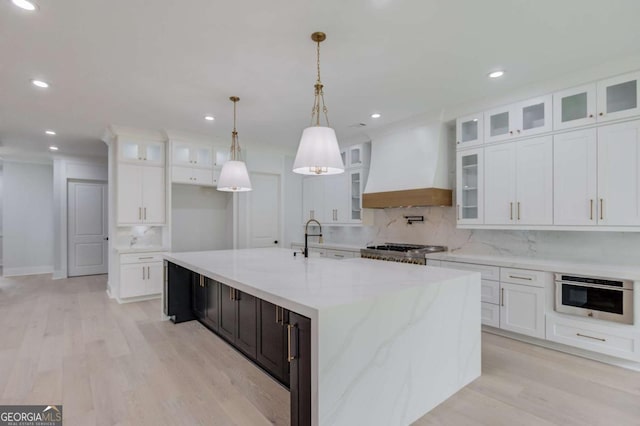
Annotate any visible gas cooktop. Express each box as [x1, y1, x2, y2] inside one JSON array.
[[360, 243, 447, 264]]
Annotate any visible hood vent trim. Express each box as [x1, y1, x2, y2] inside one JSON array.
[[362, 188, 452, 209]]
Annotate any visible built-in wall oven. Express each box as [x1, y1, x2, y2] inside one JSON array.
[[555, 273, 634, 325]]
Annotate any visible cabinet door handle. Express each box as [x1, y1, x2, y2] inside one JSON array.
[[456, 204, 460, 220], [139, 207, 142, 220], [509, 275, 533, 281], [576, 333, 606, 342], [144, 207, 147, 220], [500, 288, 504, 306], [287, 324, 297, 362], [600, 199, 604, 220], [229, 287, 233, 300], [142, 266, 146, 280], [590, 199, 594, 220], [517, 202, 521, 221], [147, 266, 150, 280], [509, 202, 513, 221], [138, 256, 153, 260], [599, 112, 604, 117], [275, 305, 280, 324]]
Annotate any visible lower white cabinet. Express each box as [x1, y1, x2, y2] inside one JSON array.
[[499, 282, 545, 338], [437, 261, 546, 337], [119, 253, 163, 299], [546, 315, 640, 361], [172, 166, 215, 186]]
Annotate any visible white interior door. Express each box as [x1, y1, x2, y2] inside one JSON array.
[[68, 181, 108, 277], [248, 173, 281, 248]]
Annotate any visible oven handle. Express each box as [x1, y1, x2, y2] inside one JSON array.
[[556, 281, 633, 292]]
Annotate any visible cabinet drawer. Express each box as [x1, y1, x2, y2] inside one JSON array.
[[500, 267, 546, 288], [546, 315, 640, 361], [120, 252, 164, 264], [481, 280, 500, 304], [325, 249, 356, 260], [440, 261, 500, 281], [481, 302, 500, 328]]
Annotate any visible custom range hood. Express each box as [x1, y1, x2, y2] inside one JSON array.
[[362, 117, 453, 208]]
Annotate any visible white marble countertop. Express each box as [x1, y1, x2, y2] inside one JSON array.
[[290, 241, 362, 252], [115, 246, 168, 254], [164, 248, 475, 318], [425, 252, 640, 281]]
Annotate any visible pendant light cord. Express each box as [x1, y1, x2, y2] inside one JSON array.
[[230, 97, 241, 161]]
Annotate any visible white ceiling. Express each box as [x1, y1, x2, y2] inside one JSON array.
[[2, 0, 640, 158]]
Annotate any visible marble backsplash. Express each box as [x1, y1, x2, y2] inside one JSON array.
[[323, 207, 640, 266]]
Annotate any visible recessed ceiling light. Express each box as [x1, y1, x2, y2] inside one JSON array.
[[11, 0, 38, 11], [49, 146, 59, 151], [32, 79, 49, 88], [204, 115, 215, 121], [488, 70, 505, 79], [45, 130, 56, 135], [370, 113, 381, 119]]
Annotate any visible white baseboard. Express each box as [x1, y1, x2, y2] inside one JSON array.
[[52, 270, 66, 280], [116, 293, 161, 304], [4, 265, 54, 277]]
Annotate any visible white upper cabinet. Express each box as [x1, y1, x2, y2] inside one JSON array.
[[484, 137, 553, 225], [456, 113, 483, 149], [517, 95, 553, 138], [515, 137, 553, 225], [484, 95, 552, 143], [456, 148, 484, 225], [597, 71, 640, 122], [118, 139, 165, 166], [597, 120, 640, 226], [323, 174, 349, 223], [553, 84, 597, 130], [172, 142, 214, 168], [341, 143, 371, 168], [553, 129, 598, 225], [485, 105, 516, 143], [117, 164, 165, 225], [302, 176, 325, 223]]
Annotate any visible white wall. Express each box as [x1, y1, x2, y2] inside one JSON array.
[[171, 184, 232, 252], [3, 161, 54, 276]]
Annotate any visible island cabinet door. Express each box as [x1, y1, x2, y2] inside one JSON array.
[[191, 274, 206, 320], [289, 312, 311, 426], [166, 262, 196, 323], [235, 291, 258, 359], [256, 300, 289, 386], [219, 284, 236, 343], [203, 278, 220, 332]]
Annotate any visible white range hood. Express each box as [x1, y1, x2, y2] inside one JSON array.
[[362, 117, 452, 208]]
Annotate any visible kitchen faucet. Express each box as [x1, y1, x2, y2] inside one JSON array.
[[304, 219, 323, 258]]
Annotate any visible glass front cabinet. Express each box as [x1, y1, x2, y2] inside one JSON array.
[[456, 113, 484, 149], [597, 71, 640, 122], [456, 148, 484, 225], [553, 84, 597, 130], [118, 139, 165, 166]]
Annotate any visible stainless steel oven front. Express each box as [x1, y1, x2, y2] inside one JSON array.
[[555, 273, 634, 325]]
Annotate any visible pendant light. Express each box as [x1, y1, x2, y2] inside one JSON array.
[[217, 96, 252, 192], [292, 32, 345, 175]]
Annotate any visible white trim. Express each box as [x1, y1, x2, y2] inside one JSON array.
[[4, 266, 53, 277], [116, 293, 161, 304]]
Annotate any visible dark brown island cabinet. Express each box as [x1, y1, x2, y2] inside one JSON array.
[[165, 261, 311, 426]]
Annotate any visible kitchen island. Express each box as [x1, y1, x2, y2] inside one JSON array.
[[164, 248, 481, 426]]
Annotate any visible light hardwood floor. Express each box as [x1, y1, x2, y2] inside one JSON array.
[[0, 274, 639, 425]]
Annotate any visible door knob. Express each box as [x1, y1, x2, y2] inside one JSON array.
[[103, 237, 109, 241], [274, 240, 278, 244]]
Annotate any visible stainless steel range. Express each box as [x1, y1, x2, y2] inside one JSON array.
[[360, 243, 447, 265]]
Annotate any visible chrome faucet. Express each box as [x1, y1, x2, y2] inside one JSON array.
[[304, 219, 323, 258]]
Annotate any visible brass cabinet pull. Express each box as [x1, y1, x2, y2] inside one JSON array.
[[229, 287, 233, 300], [576, 333, 606, 342], [590, 199, 594, 220], [144, 207, 147, 220], [510, 202, 513, 220], [287, 324, 297, 362], [456, 204, 460, 220], [142, 266, 145, 280], [147, 266, 150, 280], [509, 275, 533, 281], [138, 256, 153, 260], [139, 207, 142, 220], [501, 288, 504, 306], [517, 202, 521, 220], [600, 199, 604, 220], [275, 306, 280, 323]]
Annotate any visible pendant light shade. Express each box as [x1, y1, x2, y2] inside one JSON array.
[[293, 32, 344, 176], [292, 126, 344, 175], [217, 96, 252, 192]]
